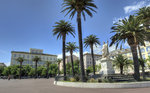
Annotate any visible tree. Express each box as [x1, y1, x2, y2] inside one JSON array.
[[53, 20, 75, 80], [37, 66, 45, 77], [45, 61, 51, 78], [138, 58, 146, 80], [66, 42, 78, 76], [137, 6, 150, 31], [110, 15, 146, 81], [113, 54, 131, 74], [137, 45, 146, 80], [28, 68, 35, 77], [49, 64, 58, 77], [41, 68, 47, 77], [16, 57, 24, 79], [0, 66, 4, 76], [32, 56, 41, 78], [24, 65, 32, 76], [62, 0, 97, 82], [57, 59, 61, 75], [74, 60, 80, 74], [2, 67, 11, 76], [84, 35, 100, 75], [86, 66, 93, 76]]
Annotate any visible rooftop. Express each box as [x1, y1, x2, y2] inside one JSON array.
[[11, 51, 57, 57], [0, 63, 6, 67], [83, 53, 102, 56]]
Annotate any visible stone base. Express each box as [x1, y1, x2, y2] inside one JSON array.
[[100, 58, 115, 75]]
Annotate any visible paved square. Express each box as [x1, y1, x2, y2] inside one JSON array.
[[0, 79, 150, 93]]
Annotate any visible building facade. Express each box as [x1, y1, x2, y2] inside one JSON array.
[[11, 48, 57, 67], [59, 55, 79, 71], [83, 53, 102, 69], [0, 63, 6, 67]]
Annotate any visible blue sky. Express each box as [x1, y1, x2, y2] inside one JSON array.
[[0, 0, 150, 66]]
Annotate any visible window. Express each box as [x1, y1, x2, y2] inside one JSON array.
[[14, 54, 16, 57], [142, 54, 146, 59], [23, 55, 25, 58], [140, 48, 145, 53], [27, 55, 29, 58], [147, 46, 150, 52]]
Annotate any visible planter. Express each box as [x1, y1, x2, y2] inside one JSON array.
[[54, 81, 150, 88]]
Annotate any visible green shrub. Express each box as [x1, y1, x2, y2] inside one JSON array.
[[89, 78, 96, 82], [102, 78, 114, 83], [74, 76, 80, 81], [98, 78, 102, 83], [70, 78, 76, 82]]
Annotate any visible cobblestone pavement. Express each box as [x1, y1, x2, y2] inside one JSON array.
[[0, 79, 150, 93]]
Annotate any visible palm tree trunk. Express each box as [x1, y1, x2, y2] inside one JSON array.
[[47, 64, 49, 79], [35, 61, 37, 79], [130, 44, 140, 81], [70, 51, 75, 77], [19, 62, 22, 79], [138, 45, 146, 80], [58, 63, 60, 75], [91, 45, 96, 75], [120, 65, 123, 75], [77, 11, 85, 82], [62, 35, 66, 80], [78, 62, 80, 74]]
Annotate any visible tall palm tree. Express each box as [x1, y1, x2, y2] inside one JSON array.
[[113, 54, 130, 75], [137, 6, 150, 31], [16, 57, 24, 79], [75, 60, 80, 73], [53, 20, 75, 80], [137, 6, 150, 42], [138, 58, 146, 80], [57, 59, 62, 75], [137, 45, 146, 80], [110, 15, 146, 81], [84, 35, 100, 75], [66, 42, 78, 76], [45, 61, 51, 79], [32, 56, 41, 79], [62, 0, 97, 82]]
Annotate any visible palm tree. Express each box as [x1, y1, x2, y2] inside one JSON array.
[[113, 54, 130, 74], [62, 0, 97, 82], [32, 56, 41, 79], [84, 35, 100, 75], [138, 58, 146, 80], [75, 60, 80, 73], [53, 20, 75, 80], [137, 6, 150, 30], [110, 15, 146, 81], [45, 61, 51, 79], [16, 57, 24, 79], [66, 42, 78, 76], [57, 59, 62, 75], [137, 6, 150, 42], [137, 45, 146, 80]]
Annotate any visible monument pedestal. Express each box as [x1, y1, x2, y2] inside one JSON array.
[[100, 58, 115, 75]]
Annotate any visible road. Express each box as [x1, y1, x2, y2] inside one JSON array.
[[0, 79, 150, 93]]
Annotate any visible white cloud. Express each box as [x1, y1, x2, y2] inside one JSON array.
[[113, 16, 129, 24], [5, 62, 10, 66], [124, 1, 150, 14]]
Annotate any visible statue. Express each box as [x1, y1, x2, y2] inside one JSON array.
[[102, 41, 109, 58], [100, 41, 115, 75]]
